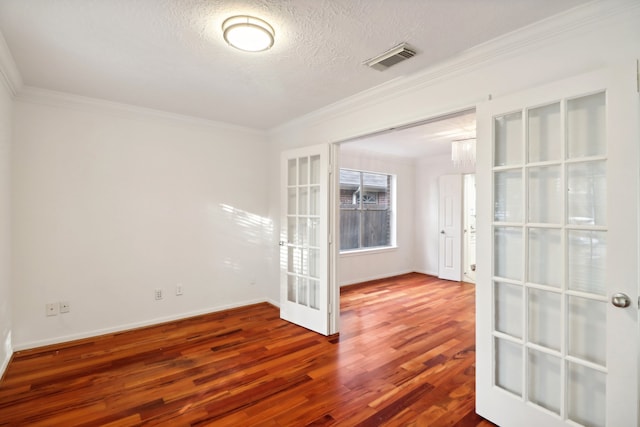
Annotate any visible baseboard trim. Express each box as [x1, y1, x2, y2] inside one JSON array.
[[13, 298, 276, 352], [264, 297, 280, 308], [0, 349, 12, 382], [413, 269, 439, 277], [339, 269, 415, 287]]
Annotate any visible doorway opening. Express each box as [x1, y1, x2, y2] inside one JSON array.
[[333, 109, 477, 301]]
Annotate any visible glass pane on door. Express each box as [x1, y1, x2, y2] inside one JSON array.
[[495, 338, 523, 396], [494, 169, 522, 222], [495, 112, 523, 166], [568, 363, 606, 427], [287, 276, 296, 303], [299, 157, 309, 185], [567, 161, 607, 226], [494, 227, 523, 280], [528, 349, 561, 414], [310, 155, 321, 185], [528, 102, 561, 163], [567, 92, 606, 159], [567, 230, 606, 295], [287, 188, 296, 215], [494, 281, 523, 338], [528, 288, 561, 351], [528, 228, 562, 287], [568, 296, 606, 365], [528, 165, 562, 224]]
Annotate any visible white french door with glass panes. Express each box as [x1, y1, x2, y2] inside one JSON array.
[[280, 144, 330, 335], [476, 65, 639, 427]]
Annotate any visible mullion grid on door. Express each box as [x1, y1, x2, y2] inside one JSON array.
[[298, 154, 323, 310], [286, 157, 298, 304], [489, 83, 612, 426], [491, 108, 526, 400], [524, 98, 566, 419], [286, 156, 311, 308], [491, 100, 571, 419], [564, 92, 609, 427], [298, 155, 310, 307], [559, 97, 568, 422], [523, 93, 607, 425], [308, 155, 321, 310]]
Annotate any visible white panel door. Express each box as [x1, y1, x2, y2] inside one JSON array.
[[476, 65, 639, 427], [439, 174, 462, 281], [280, 144, 329, 335]]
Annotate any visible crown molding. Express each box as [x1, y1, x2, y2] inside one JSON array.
[[15, 86, 265, 136], [0, 29, 23, 96], [270, 0, 639, 136]]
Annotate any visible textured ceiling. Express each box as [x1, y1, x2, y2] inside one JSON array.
[[340, 110, 476, 159], [0, 0, 590, 129]]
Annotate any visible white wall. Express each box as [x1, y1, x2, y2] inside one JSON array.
[[11, 94, 271, 349], [413, 154, 474, 276], [3, 0, 639, 351], [338, 149, 415, 286], [0, 79, 13, 376], [267, 2, 640, 300]]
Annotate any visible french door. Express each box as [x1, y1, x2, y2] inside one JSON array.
[[476, 65, 639, 426], [280, 144, 330, 335]]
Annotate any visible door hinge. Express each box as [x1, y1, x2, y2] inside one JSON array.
[[328, 303, 332, 314]]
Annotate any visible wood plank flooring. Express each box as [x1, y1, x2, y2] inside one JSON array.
[[0, 273, 495, 426]]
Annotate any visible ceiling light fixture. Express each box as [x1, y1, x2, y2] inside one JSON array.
[[451, 138, 476, 168], [222, 15, 275, 52]]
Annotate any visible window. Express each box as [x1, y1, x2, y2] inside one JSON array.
[[339, 169, 394, 251]]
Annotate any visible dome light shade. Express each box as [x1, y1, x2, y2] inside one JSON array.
[[222, 16, 275, 52]]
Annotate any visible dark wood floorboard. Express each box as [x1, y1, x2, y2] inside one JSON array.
[[0, 273, 495, 426]]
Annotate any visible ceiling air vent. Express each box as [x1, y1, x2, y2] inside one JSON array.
[[364, 43, 416, 71]]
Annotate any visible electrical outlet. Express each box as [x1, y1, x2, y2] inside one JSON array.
[[46, 303, 58, 316], [176, 283, 183, 296], [154, 289, 163, 300], [59, 301, 70, 313]]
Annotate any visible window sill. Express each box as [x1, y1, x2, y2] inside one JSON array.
[[339, 246, 398, 257]]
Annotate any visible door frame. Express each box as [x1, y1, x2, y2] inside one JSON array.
[[328, 107, 478, 334], [329, 142, 340, 334]]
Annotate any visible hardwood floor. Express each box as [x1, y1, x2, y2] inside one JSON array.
[[0, 273, 495, 426]]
